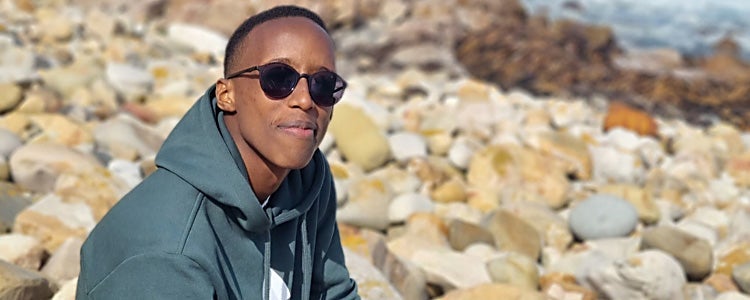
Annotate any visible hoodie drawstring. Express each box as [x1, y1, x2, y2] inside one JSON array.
[[263, 230, 271, 300], [301, 213, 312, 300]]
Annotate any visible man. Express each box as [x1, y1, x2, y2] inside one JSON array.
[[77, 5, 359, 300]]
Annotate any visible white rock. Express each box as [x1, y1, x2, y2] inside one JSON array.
[[411, 249, 492, 290], [105, 63, 154, 97], [167, 23, 228, 58], [716, 291, 750, 300], [585, 250, 686, 300], [51, 277, 77, 300], [108, 159, 143, 189], [343, 248, 403, 300], [0, 234, 45, 270], [388, 193, 434, 223], [388, 132, 427, 161], [9, 143, 102, 193], [41, 237, 82, 285], [434, 202, 483, 224], [602, 127, 643, 152], [589, 145, 644, 184], [0, 39, 36, 83], [675, 220, 718, 246], [448, 137, 479, 170]]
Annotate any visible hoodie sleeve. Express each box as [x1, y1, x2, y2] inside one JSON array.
[[310, 187, 360, 300], [79, 252, 215, 299]]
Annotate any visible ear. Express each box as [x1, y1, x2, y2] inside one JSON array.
[[215, 78, 236, 112]]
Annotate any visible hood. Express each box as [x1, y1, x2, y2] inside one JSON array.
[[155, 85, 327, 233]]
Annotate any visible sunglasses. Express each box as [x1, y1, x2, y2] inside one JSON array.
[[226, 62, 347, 107]]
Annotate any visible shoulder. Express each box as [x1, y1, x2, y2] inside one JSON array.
[[79, 168, 207, 293]]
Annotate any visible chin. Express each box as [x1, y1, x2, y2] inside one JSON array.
[[275, 152, 316, 170]]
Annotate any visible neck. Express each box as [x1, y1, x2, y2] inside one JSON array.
[[223, 115, 289, 202]]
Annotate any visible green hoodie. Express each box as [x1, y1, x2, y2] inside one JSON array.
[[77, 85, 359, 300]]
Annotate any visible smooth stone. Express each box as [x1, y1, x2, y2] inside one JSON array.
[[368, 238, 429, 300], [717, 292, 750, 300], [12, 193, 96, 252], [568, 194, 639, 240], [0, 83, 22, 113], [435, 283, 546, 300], [386, 213, 451, 261], [0, 42, 36, 83], [0, 128, 23, 158], [0, 259, 54, 300], [93, 114, 165, 161], [641, 225, 714, 281], [430, 177, 467, 204], [167, 23, 228, 57], [388, 131, 427, 161], [447, 219, 494, 251], [434, 202, 483, 224], [704, 273, 740, 293], [328, 103, 391, 172], [388, 193, 435, 224], [682, 283, 720, 300], [9, 143, 102, 193], [486, 252, 539, 290], [40, 237, 82, 285], [484, 209, 542, 260], [411, 249, 491, 290], [27, 114, 94, 146], [105, 63, 154, 99], [108, 159, 143, 190], [343, 248, 403, 300], [369, 164, 421, 196], [51, 277, 77, 300], [540, 272, 598, 300], [0, 234, 45, 271], [503, 201, 573, 252], [733, 262, 750, 294], [447, 136, 479, 170], [39, 57, 102, 98], [585, 250, 686, 300], [53, 167, 130, 221], [338, 176, 393, 231], [0, 182, 31, 232]]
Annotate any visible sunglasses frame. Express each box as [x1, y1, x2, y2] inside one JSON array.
[[225, 62, 347, 107]]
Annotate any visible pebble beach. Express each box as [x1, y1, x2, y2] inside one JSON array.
[[1, 0, 750, 299]]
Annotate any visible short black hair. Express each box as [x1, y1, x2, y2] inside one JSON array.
[[223, 5, 328, 77]]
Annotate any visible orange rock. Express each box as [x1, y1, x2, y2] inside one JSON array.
[[704, 273, 739, 292], [540, 272, 598, 300], [716, 243, 750, 276], [603, 101, 659, 137]]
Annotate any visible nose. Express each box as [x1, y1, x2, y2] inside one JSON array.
[[287, 76, 314, 110]]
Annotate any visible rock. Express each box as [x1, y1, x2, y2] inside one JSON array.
[[682, 283, 719, 300], [411, 249, 492, 290], [388, 131, 427, 161], [12, 193, 96, 252], [93, 114, 165, 161], [484, 209, 542, 260], [105, 63, 154, 100], [338, 176, 393, 231], [717, 292, 750, 300], [34, 8, 76, 43], [167, 23, 228, 59], [27, 114, 94, 146], [0, 234, 45, 271], [486, 252, 539, 290], [524, 131, 592, 180], [503, 201, 573, 251], [589, 145, 646, 184], [447, 136, 480, 170], [107, 159, 143, 190], [9, 143, 103, 193], [716, 243, 750, 277], [0, 39, 36, 83], [0, 182, 32, 233], [598, 184, 661, 224], [39, 57, 102, 99], [641, 225, 714, 281], [733, 262, 750, 294], [52, 277, 77, 300], [585, 250, 686, 300], [388, 193, 434, 224], [603, 102, 659, 137], [344, 248, 403, 300], [40, 237, 83, 285], [569, 194, 639, 240], [726, 151, 750, 188], [447, 219, 494, 251], [435, 283, 546, 300], [705, 273, 740, 293], [387, 213, 451, 261], [0, 259, 54, 299], [0, 128, 22, 158], [540, 272, 598, 300], [0, 83, 22, 113], [434, 202, 483, 224], [329, 103, 391, 172], [369, 238, 428, 300], [429, 177, 467, 204]]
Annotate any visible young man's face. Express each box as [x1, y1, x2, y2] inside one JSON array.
[[220, 17, 336, 171]]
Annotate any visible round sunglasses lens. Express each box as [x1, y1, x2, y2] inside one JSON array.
[[260, 64, 298, 99], [310, 72, 340, 106]]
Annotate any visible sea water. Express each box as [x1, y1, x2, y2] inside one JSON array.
[[520, 0, 750, 60]]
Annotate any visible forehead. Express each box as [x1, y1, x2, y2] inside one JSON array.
[[240, 17, 335, 69]]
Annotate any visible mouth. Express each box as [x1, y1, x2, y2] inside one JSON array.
[[277, 120, 317, 139]]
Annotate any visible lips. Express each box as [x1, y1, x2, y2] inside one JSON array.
[[277, 120, 317, 139]]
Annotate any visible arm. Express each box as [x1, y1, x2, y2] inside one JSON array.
[[77, 252, 215, 299], [310, 186, 360, 300]]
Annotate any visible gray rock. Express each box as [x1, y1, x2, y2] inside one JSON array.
[[0, 182, 32, 233], [642, 225, 713, 281], [569, 194, 639, 240], [0, 259, 54, 300], [733, 262, 750, 294], [0, 128, 23, 158]]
